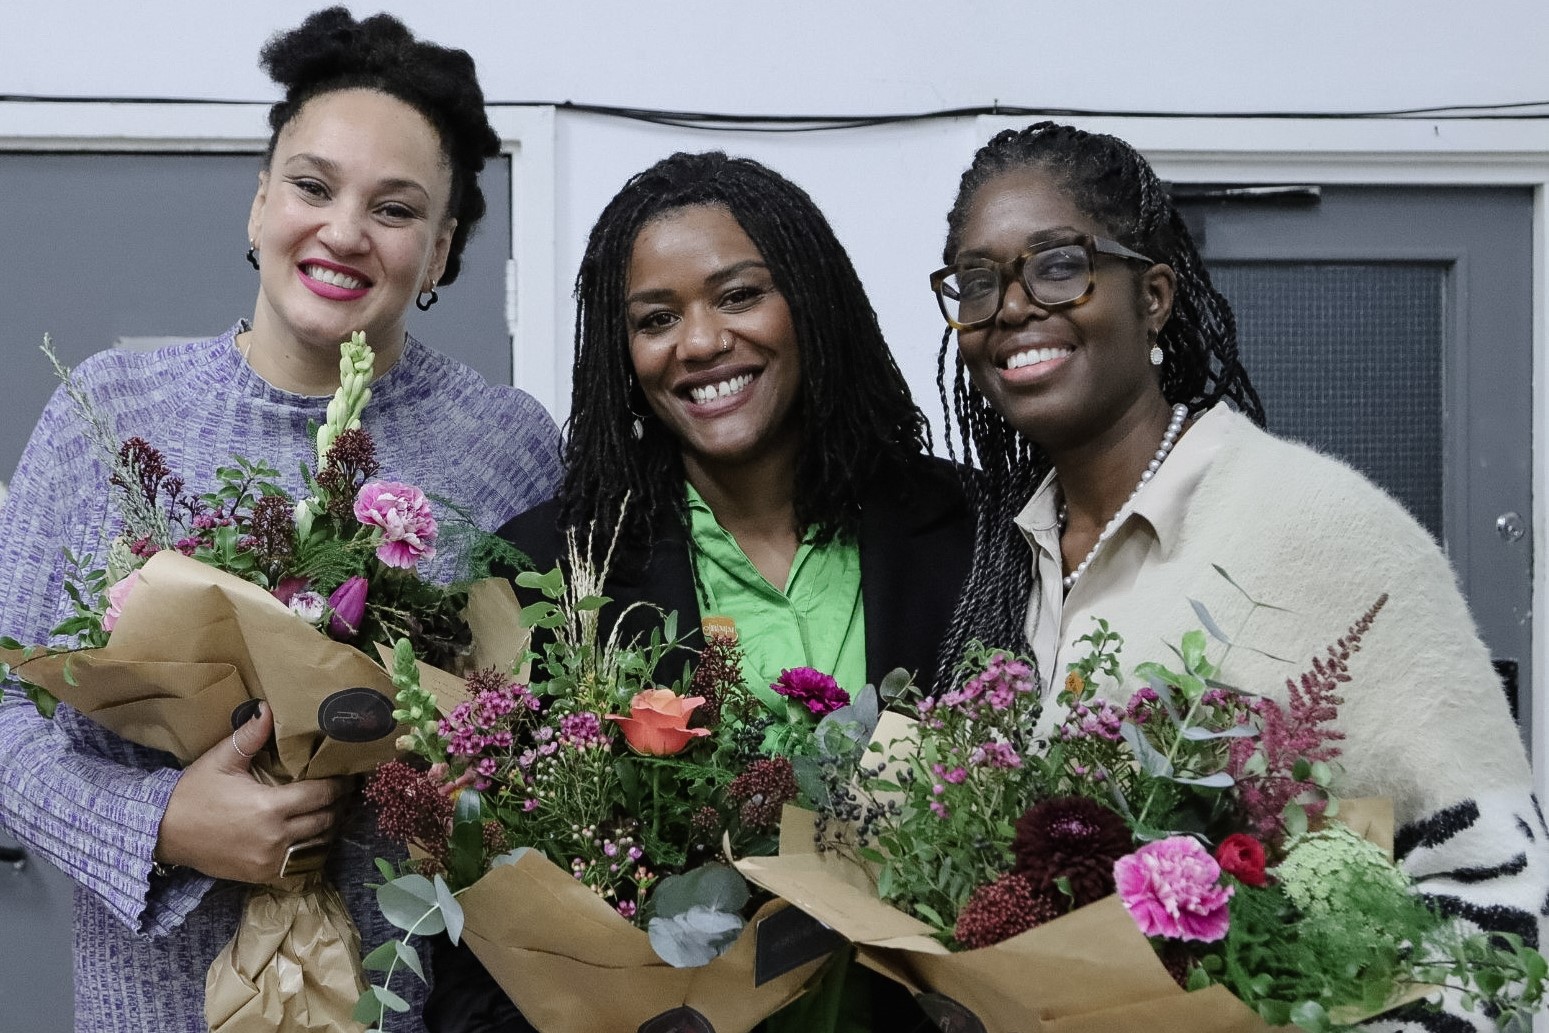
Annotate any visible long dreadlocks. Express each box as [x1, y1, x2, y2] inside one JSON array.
[[935, 121, 1265, 676], [560, 151, 930, 568]]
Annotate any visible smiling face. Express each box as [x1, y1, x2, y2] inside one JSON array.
[[625, 204, 803, 481], [953, 168, 1175, 454], [246, 88, 455, 360]]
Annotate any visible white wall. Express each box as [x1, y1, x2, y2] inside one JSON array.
[[7, 0, 1549, 114], [5, 0, 1548, 424]]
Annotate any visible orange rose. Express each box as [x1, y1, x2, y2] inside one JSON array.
[[605, 688, 712, 757]]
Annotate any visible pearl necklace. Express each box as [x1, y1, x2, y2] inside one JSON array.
[[1059, 403, 1189, 591]]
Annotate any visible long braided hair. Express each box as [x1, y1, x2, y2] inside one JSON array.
[[560, 151, 930, 568], [935, 121, 1265, 674]]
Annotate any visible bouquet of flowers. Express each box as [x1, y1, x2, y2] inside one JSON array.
[[356, 523, 878, 1033], [0, 333, 520, 1033], [739, 576, 1547, 1032]]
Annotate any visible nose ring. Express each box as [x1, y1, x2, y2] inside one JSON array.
[[718, 334, 733, 354]]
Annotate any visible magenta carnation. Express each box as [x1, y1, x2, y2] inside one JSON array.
[[771, 667, 849, 716], [1114, 836, 1234, 942], [354, 481, 438, 568]]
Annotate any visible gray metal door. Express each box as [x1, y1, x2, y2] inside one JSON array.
[[0, 150, 514, 1032], [1177, 185, 1534, 745]]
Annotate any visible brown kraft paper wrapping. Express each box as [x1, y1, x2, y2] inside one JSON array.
[[2, 550, 527, 1033], [738, 799, 1419, 1033], [456, 849, 830, 1033]]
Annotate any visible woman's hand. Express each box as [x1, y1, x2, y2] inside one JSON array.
[[154, 701, 349, 883]]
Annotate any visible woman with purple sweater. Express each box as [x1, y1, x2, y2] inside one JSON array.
[[0, 10, 559, 1031]]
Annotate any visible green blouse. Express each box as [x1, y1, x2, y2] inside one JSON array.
[[685, 484, 867, 706]]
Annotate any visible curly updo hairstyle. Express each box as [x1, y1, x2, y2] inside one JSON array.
[[258, 6, 500, 285], [934, 121, 1265, 675], [560, 151, 931, 567]]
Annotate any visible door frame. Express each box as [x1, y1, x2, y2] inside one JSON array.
[[0, 100, 562, 414], [977, 114, 1549, 799]]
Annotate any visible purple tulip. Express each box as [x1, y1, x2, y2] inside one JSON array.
[[327, 576, 368, 639]]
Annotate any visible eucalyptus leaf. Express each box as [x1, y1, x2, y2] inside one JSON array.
[[1120, 721, 1173, 777], [1171, 771, 1235, 788], [435, 874, 464, 946], [356, 983, 410, 1019], [393, 939, 426, 981], [650, 863, 749, 920], [362, 940, 400, 973], [647, 906, 745, 967], [1282, 801, 1309, 839], [1178, 724, 1259, 741], [878, 668, 913, 701], [1188, 598, 1232, 645], [489, 847, 533, 869], [377, 875, 445, 936]]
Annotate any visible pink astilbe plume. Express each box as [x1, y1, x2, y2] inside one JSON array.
[[1228, 594, 1387, 847]]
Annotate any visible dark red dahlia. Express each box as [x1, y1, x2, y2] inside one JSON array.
[[1011, 795, 1132, 906], [953, 873, 1063, 949]]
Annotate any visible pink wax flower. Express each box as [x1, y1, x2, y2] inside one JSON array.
[[328, 576, 368, 638], [354, 481, 438, 569], [771, 667, 850, 717], [102, 570, 142, 632], [1114, 836, 1235, 943], [605, 688, 712, 756]]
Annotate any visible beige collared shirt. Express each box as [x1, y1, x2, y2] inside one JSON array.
[[1014, 405, 1232, 684]]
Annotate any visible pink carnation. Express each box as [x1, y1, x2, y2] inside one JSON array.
[[353, 481, 438, 568], [1114, 836, 1234, 942], [771, 667, 849, 716]]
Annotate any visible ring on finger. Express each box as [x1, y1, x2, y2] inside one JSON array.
[[231, 731, 257, 760], [278, 837, 331, 879]]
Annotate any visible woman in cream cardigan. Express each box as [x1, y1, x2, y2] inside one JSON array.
[[930, 120, 1543, 1032]]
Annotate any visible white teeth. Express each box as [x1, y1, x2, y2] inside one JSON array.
[[689, 374, 753, 404], [304, 265, 365, 290], [1005, 346, 1071, 370]]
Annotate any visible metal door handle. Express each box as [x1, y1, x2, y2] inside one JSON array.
[[0, 844, 26, 872], [1497, 512, 1527, 542]]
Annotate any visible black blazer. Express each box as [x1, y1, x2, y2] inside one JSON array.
[[426, 458, 972, 1033], [497, 455, 974, 694]]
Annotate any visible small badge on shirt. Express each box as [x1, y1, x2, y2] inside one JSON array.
[[701, 615, 738, 643]]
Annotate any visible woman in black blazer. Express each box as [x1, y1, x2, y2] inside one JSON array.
[[428, 152, 968, 1033]]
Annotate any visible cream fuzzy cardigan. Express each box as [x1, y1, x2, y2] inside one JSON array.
[[1022, 408, 1544, 1031]]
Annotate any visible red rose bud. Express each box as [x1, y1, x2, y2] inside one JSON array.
[[327, 576, 368, 639], [1214, 832, 1268, 887]]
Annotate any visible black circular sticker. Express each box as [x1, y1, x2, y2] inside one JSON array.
[[637, 1006, 714, 1033], [915, 993, 987, 1033], [317, 687, 396, 743], [229, 697, 262, 728]]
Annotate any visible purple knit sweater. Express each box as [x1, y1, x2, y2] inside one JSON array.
[[0, 324, 561, 1032]]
